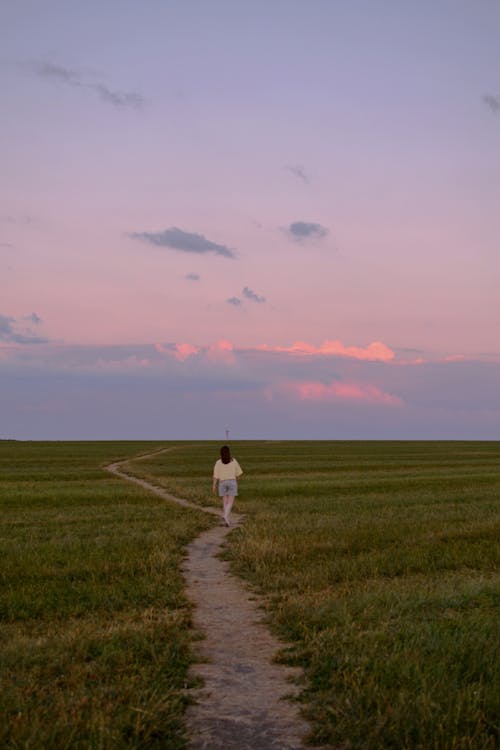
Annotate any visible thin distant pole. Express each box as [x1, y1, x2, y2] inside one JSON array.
[[225, 428, 230, 441]]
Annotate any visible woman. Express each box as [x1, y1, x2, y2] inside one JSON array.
[[212, 445, 243, 527]]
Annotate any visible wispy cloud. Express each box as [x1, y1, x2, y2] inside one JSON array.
[[256, 339, 395, 362], [284, 164, 309, 183], [0, 215, 36, 225], [242, 286, 266, 303], [22, 60, 145, 110], [155, 339, 237, 365], [185, 273, 200, 281], [30, 60, 76, 83], [483, 94, 500, 114], [30, 60, 79, 84], [0, 314, 48, 344], [286, 221, 328, 242], [227, 297, 242, 306], [149, 337, 395, 365], [282, 380, 402, 405], [24, 312, 42, 324], [92, 83, 144, 109], [130, 227, 236, 258]]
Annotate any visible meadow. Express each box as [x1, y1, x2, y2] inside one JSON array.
[[0, 441, 212, 749], [1, 440, 499, 749], [132, 441, 500, 750]]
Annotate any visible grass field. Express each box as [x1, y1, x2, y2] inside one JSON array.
[[1, 440, 499, 749], [131, 441, 500, 750], [0, 441, 212, 749]]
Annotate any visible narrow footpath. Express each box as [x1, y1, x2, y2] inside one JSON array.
[[107, 450, 312, 750]]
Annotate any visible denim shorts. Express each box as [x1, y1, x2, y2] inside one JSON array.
[[218, 479, 238, 497]]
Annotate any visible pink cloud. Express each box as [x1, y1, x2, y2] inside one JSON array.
[[291, 380, 402, 405], [155, 342, 200, 361], [173, 342, 200, 361], [154, 339, 236, 365], [207, 339, 236, 364], [153, 337, 395, 364], [256, 339, 395, 362]]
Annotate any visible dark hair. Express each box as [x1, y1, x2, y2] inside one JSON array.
[[220, 445, 231, 464]]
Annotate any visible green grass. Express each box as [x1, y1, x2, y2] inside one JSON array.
[[136, 441, 500, 750], [0, 441, 212, 749], [2, 440, 499, 749]]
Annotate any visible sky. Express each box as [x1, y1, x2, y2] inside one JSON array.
[[1, 0, 499, 440]]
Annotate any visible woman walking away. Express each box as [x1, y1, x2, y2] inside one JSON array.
[[213, 445, 243, 527]]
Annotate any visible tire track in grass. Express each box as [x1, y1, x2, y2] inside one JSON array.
[[107, 449, 312, 750]]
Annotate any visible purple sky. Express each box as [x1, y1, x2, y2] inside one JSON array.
[[1, 1, 499, 439]]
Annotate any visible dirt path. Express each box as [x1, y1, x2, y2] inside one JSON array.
[[107, 451, 312, 750]]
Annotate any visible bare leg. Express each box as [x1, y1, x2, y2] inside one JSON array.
[[222, 495, 235, 526], [221, 495, 229, 524]]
